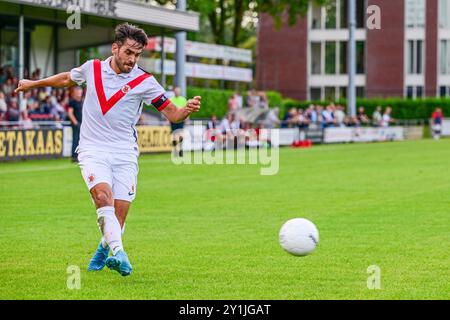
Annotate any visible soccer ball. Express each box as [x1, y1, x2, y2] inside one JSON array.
[[279, 218, 319, 256]]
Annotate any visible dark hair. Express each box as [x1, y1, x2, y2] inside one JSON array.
[[114, 23, 148, 48]]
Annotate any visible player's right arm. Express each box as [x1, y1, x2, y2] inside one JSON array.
[[14, 72, 76, 94], [15, 60, 90, 94]]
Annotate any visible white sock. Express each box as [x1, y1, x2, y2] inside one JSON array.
[[96, 206, 123, 255], [100, 223, 125, 249]]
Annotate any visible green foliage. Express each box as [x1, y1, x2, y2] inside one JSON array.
[[187, 87, 235, 118], [187, 87, 284, 118], [152, 0, 321, 46], [266, 91, 283, 108], [281, 97, 450, 120]]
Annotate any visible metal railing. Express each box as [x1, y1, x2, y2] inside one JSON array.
[[0, 121, 71, 129], [0, 118, 427, 130]]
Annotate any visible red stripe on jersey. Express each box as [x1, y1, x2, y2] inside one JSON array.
[[157, 99, 171, 111], [151, 93, 165, 104], [93, 59, 151, 115]]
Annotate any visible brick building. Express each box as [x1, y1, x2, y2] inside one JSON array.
[[257, 0, 450, 101]]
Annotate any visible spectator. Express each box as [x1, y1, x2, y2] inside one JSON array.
[[49, 93, 67, 120], [334, 105, 346, 127], [235, 92, 243, 109], [219, 113, 232, 134], [228, 93, 240, 114], [357, 107, 370, 126], [39, 95, 52, 115], [2, 78, 15, 96], [282, 108, 298, 128], [247, 89, 260, 108], [322, 105, 336, 128], [431, 108, 443, 140], [345, 115, 360, 127], [306, 104, 318, 123], [67, 87, 83, 162], [0, 67, 6, 85], [0, 91, 7, 119], [316, 105, 324, 125], [372, 106, 382, 127], [207, 114, 218, 130], [7, 98, 20, 121], [259, 92, 269, 109], [20, 110, 34, 129], [264, 107, 280, 129], [297, 108, 310, 129], [381, 107, 394, 127]]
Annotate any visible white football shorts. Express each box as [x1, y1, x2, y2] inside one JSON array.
[[78, 150, 139, 202]]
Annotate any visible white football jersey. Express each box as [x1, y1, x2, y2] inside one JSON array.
[[70, 56, 170, 155]]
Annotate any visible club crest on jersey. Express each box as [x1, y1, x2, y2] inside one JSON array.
[[121, 84, 131, 94], [88, 174, 95, 184]]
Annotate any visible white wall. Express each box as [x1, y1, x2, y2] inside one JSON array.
[[30, 25, 54, 77]]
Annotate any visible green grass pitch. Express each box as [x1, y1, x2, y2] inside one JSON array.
[[0, 139, 449, 300]]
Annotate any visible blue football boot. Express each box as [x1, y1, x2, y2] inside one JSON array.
[[105, 250, 132, 276], [87, 242, 110, 271]]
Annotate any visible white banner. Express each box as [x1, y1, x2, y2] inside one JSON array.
[[439, 119, 450, 136], [278, 128, 300, 146], [324, 127, 405, 144], [63, 126, 73, 157], [147, 37, 252, 63], [141, 58, 253, 82]]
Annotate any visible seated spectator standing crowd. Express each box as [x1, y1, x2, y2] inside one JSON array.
[[0, 66, 75, 124], [280, 104, 396, 129]]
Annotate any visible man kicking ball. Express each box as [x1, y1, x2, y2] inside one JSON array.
[[15, 23, 201, 276]]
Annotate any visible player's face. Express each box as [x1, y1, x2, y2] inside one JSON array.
[[112, 39, 143, 73]]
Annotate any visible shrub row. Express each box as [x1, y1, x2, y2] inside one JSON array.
[[186, 87, 449, 120]]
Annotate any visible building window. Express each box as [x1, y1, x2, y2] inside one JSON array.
[[356, 41, 365, 74], [340, 86, 347, 99], [356, 0, 366, 29], [326, 0, 337, 29], [439, 86, 450, 97], [311, 42, 322, 74], [340, 0, 348, 28], [440, 40, 450, 74], [356, 86, 365, 98], [325, 87, 336, 101], [407, 40, 424, 74], [416, 86, 423, 98], [314, 0, 366, 30], [406, 0, 426, 28], [310, 87, 322, 101], [407, 86, 414, 99], [406, 86, 424, 99], [339, 41, 347, 74], [325, 42, 337, 74], [312, 4, 323, 29], [439, 0, 450, 29]]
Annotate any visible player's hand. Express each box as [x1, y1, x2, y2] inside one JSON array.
[[186, 96, 201, 113], [14, 79, 35, 93]]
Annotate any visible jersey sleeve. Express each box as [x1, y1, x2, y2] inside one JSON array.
[[70, 60, 91, 86], [141, 77, 171, 112]]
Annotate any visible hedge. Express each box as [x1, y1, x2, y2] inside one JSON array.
[[187, 87, 234, 119], [282, 97, 450, 121], [187, 87, 284, 119], [186, 87, 448, 121]]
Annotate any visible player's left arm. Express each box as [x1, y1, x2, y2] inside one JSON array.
[[161, 96, 202, 123]]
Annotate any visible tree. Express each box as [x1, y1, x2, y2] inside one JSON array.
[[151, 0, 326, 47]]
